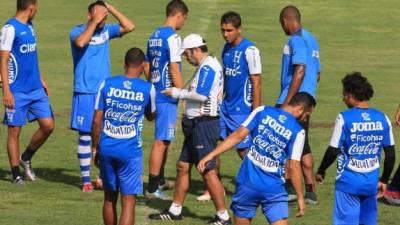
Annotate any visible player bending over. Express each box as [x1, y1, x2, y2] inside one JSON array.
[[199, 92, 316, 225]]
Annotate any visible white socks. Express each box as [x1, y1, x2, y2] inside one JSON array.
[[169, 202, 183, 216]]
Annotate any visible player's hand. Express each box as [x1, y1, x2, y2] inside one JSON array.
[[395, 107, 400, 126], [162, 87, 181, 99], [3, 90, 15, 109], [377, 181, 387, 198], [162, 88, 173, 97], [197, 155, 213, 173], [316, 173, 325, 185], [296, 198, 306, 218], [42, 82, 51, 96], [93, 6, 108, 24]]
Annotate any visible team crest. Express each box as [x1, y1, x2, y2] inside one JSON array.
[[278, 114, 287, 123], [123, 80, 132, 90], [361, 112, 371, 121]]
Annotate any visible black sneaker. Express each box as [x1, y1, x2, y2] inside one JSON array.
[[12, 176, 24, 186], [207, 215, 232, 225], [304, 191, 318, 204], [148, 209, 182, 221]]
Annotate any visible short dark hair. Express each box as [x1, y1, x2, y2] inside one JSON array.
[[221, 11, 241, 28], [88, 0, 106, 13], [125, 48, 145, 67], [288, 92, 316, 109], [17, 0, 37, 11], [342, 72, 374, 101], [280, 5, 301, 22], [166, 0, 189, 17]]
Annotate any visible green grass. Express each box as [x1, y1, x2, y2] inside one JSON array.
[[1, 0, 400, 224]]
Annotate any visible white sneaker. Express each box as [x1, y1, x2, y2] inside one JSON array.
[[197, 192, 211, 202], [20, 156, 36, 181]]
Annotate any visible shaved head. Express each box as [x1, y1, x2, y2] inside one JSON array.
[[280, 5, 301, 23]]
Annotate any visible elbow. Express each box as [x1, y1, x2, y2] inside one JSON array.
[[74, 40, 86, 49], [127, 23, 135, 32]]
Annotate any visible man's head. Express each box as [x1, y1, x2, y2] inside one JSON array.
[[166, 0, 189, 30], [279, 5, 301, 35], [88, 1, 108, 29], [17, 0, 38, 20], [181, 34, 207, 66], [342, 72, 374, 108], [124, 47, 145, 74], [287, 92, 316, 121], [220, 11, 242, 44]]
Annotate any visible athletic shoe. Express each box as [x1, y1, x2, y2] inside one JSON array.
[[197, 192, 211, 202], [145, 189, 171, 200], [148, 209, 182, 221], [207, 215, 232, 225], [20, 157, 36, 181], [159, 179, 175, 191], [304, 192, 318, 204], [383, 189, 400, 205], [82, 182, 94, 193], [12, 176, 24, 186]]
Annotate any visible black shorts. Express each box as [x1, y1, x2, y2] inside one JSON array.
[[179, 116, 220, 171], [275, 104, 311, 156]]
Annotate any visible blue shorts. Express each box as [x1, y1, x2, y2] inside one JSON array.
[[70, 93, 96, 133], [333, 190, 377, 225], [178, 117, 219, 170], [231, 183, 288, 223], [220, 111, 251, 150], [155, 103, 177, 141], [3, 88, 53, 126], [100, 156, 143, 195]]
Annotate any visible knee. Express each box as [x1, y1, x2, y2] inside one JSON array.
[[41, 121, 55, 135], [301, 154, 314, 170], [176, 161, 189, 174]]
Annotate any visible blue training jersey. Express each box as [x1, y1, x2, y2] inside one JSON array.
[[330, 108, 394, 196], [0, 18, 42, 93], [70, 23, 121, 94], [95, 75, 156, 159], [277, 28, 320, 104], [221, 38, 262, 115], [146, 26, 182, 104], [237, 106, 305, 193]]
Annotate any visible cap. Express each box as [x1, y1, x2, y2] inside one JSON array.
[[180, 34, 206, 54]]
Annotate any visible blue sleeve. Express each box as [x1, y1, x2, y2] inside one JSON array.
[[241, 106, 265, 132], [290, 36, 307, 65], [383, 115, 395, 147], [108, 23, 121, 39], [70, 27, 82, 42], [196, 65, 216, 97]]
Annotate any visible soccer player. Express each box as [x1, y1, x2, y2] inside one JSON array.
[[70, 0, 134, 192], [276, 5, 321, 204], [145, 0, 188, 199], [91, 47, 156, 225], [382, 106, 400, 205], [149, 34, 231, 225], [316, 72, 396, 225], [197, 10, 263, 202], [0, 0, 55, 185], [198, 92, 315, 225]]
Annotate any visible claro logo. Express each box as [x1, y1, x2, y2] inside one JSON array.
[[20, 43, 36, 53]]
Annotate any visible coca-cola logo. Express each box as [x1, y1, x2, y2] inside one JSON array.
[[348, 142, 380, 155], [104, 108, 139, 123]]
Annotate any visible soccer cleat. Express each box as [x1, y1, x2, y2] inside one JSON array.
[[12, 176, 24, 186], [207, 215, 232, 225], [197, 192, 211, 202], [383, 189, 400, 205], [304, 192, 318, 204], [145, 189, 171, 200], [148, 209, 182, 221], [82, 182, 94, 193], [159, 179, 175, 191], [20, 157, 36, 181]]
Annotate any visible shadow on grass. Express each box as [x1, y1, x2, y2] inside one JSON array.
[[34, 167, 81, 188], [0, 168, 11, 181]]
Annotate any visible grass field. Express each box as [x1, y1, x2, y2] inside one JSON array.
[[0, 0, 400, 224]]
